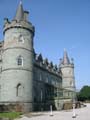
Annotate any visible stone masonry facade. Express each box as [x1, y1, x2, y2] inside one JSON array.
[[0, 2, 76, 112]]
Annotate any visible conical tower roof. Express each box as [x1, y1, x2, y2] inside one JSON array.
[[4, 0, 35, 35], [62, 49, 70, 65], [14, 0, 24, 21]]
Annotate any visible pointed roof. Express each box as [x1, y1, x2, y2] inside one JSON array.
[[14, 0, 24, 21], [62, 49, 70, 65], [4, 1, 35, 34]]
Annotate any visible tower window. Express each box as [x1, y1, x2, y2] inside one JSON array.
[[18, 35, 24, 43], [17, 55, 23, 66], [70, 81, 73, 86], [16, 83, 24, 97]]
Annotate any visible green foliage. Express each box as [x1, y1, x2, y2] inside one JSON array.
[[77, 85, 90, 101], [0, 112, 21, 119]]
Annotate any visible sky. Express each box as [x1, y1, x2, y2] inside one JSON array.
[[0, 0, 90, 90]]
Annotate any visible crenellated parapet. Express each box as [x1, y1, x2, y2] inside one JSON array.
[[3, 18, 35, 35], [34, 53, 62, 76]]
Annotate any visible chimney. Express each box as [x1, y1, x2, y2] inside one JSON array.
[[24, 11, 29, 21]]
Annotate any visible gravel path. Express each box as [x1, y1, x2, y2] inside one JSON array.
[[17, 103, 90, 120]]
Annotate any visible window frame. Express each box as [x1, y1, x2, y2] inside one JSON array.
[[17, 55, 23, 66]]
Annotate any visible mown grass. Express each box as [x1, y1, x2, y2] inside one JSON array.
[[0, 112, 21, 119]]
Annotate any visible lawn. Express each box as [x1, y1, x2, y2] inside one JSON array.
[[0, 112, 21, 119]]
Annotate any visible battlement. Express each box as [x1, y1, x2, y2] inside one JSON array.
[[3, 19, 35, 35], [34, 53, 62, 77]]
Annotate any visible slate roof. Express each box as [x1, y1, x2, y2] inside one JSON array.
[[14, 1, 24, 21], [62, 49, 70, 65]]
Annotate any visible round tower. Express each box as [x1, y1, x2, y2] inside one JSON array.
[[60, 50, 75, 99], [1, 2, 35, 112]]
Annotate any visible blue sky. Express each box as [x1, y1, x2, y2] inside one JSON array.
[[0, 0, 90, 89]]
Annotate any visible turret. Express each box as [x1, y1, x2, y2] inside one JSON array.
[[60, 50, 75, 98], [1, 1, 35, 112]]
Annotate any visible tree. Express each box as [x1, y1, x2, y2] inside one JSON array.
[[77, 85, 90, 101]]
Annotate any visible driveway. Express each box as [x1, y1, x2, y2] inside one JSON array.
[[17, 103, 90, 120]]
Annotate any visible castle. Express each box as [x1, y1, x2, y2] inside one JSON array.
[[0, 1, 76, 112]]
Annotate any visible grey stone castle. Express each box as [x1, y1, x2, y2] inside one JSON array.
[[0, 2, 76, 112]]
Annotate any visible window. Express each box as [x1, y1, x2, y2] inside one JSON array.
[[18, 35, 24, 43], [40, 89, 43, 102], [40, 73, 42, 81], [70, 81, 73, 86], [17, 56, 23, 66], [46, 76, 49, 83], [16, 83, 24, 97]]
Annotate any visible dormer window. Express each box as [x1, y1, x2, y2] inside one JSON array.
[[18, 35, 24, 43], [17, 55, 23, 66]]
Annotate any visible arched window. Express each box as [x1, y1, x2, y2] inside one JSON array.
[[17, 55, 23, 66], [16, 83, 24, 97], [18, 35, 24, 43]]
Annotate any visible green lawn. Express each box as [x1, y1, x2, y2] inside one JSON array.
[[0, 112, 21, 119]]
